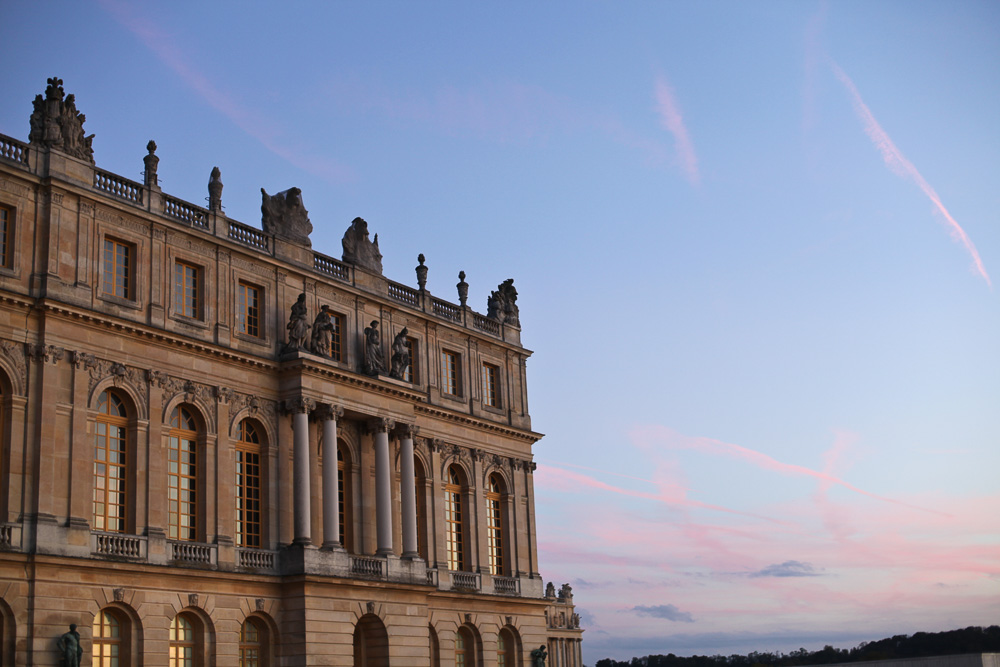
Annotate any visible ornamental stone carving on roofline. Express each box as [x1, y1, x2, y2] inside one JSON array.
[[341, 217, 383, 274], [261, 187, 313, 247], [28, 77, 95, 163]]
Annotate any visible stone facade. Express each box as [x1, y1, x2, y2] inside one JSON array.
[[0, 80, 583, 666]]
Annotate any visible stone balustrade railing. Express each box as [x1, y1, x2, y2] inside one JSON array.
[[432, 298, 462, 322], [314, 251, 351, 282], [93, 532, 146, 559], [228, 220, 270, 252], [387, 280, 419, 306], [0, 133, 28, 165], [493, 575, 520, 596], [451, 571, 481, 591], [164, 195, 209, 229], [238, 548, 276, 570], [94, 168, 144, 205], [0, 523, 14, 548], [170, 541, 215, 564], [473, 313, 501, 336], [351, 555, 385, 579]]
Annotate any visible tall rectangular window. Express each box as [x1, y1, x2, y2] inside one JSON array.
[[482, 363, 499, 407], [235, 420, 262, 548], [103, 238, 132, 300], [441, 350, 459, 396], [173, 261, 200, 319], [238, 281, 261, 338], [0, 204, 12, 268], [330, 312, 344, 362], [403, 337, 418, 383]]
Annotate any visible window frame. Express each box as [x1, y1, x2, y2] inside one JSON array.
[[237, 280, 263, 340], [93, 389, 130, 534], [486, 474, 506, 576], [93, 608, 126, 667], [444, 465, 466, 571], [403, 336, 418, 383], [0, 203, 14, 271], [102, 237, 135, 302], [440, 349, 461, 398], [168, 406, 200, 542], [172, 259, 203, 321], [481, 362, 501, 409], [235, 419, 263, 549]]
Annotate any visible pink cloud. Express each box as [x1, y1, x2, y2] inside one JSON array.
[[654, 75, 700, 186], [831, 61, 991, 287], [98, 0, 353, 183]]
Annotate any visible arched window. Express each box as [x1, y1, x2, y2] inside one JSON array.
[[415, 458, 428, 561], [486, 474, 506, 576], [169, 614, 195, 667], [168, 406, 199, 541], [93, 609, 124, 667], [497, 627, 517, 667], [236, 419, 262, 548], [239, 617, 268, 667], [444, 465, 466, 571], [94, 390, 128, 533], [455, 626, 477, 667]]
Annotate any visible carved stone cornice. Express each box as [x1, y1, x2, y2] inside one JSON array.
[[72, 351, 96, 370], [215, 386, 235, 404], [315, 403, 344, 422]]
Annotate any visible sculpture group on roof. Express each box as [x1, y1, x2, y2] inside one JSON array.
[[28, 77, 95, 163], [261, 187, 313, 247], [342, 217, 383, 275]]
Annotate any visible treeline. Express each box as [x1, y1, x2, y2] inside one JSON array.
[[595, 625, 1000, 667]]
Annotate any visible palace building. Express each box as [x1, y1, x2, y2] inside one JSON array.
[[0, 78, 583, 666]]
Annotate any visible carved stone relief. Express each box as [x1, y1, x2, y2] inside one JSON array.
[[27, 344, 64, 364], [0, 340, 27, 394], [230, 392, 278, 440], [28, 77, 95, 163], [95, 207, 149, 235], [87, 358, 148, 408], [0, 179, 32, 198]]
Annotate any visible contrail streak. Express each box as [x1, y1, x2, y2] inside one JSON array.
[[831, 62, 990, 287]]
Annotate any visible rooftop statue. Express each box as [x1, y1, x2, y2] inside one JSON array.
[[261, 187, 313, 247], [342, 217, 383, 274], [28, 77, 95, 163], [487, 278, 520, 327]]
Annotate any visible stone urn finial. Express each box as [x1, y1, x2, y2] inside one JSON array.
[[143, 140, 159, 187]]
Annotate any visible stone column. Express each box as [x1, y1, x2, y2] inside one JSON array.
[[318, 404, 344, 550], [369, 417, 395, 555], [288, 397, 315, 546], [397, 423, 420, 558]]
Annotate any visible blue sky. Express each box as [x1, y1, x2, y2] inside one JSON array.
[[2, 1, 998, 664]]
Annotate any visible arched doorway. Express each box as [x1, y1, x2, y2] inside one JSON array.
[[353, 613, 389, 667]]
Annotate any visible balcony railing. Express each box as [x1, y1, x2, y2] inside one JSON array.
[[238, 547, 276, 570], [493, 575, 520, 596], [473, 313, 500, 336], [0, 133, 28, 165], [451, 570, 481, 591], [432, 298, 462, 322], [92, 532, 146, 559], [170, 540, 216, 565], [388, 281, 419, 306], [94, 168, 144, 205], [351, 555, 385, 579], [0, 523, 14, 548]]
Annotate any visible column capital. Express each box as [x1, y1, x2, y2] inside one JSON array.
[[395, 423, 419, 439], [284, 396, 316, 414], [427, 437, 445, 453], [367, 416, 395, 434], [315, 403, 344, 422]]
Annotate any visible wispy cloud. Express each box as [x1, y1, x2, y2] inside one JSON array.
[[98, 0, 352, 183], [750, 560, 823, 578], [633, 604, 695, 623], [831, 61, 990, 287], [654, 75, 700, 186]]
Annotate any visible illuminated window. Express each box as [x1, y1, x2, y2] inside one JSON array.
[[236, 419, 262, 548], [445, 465, 465, 571], [94, 390, 128, 533], [486, 474, 505, 575], [103, 238, 133, 300], [239, 618, 267, 667], [168, 406, 198, 541], [0, 204, 12, 268], [173, 261, 200, 319], [441, 350, 459, 396], [169, 614, 195, 667], [238, 281, 261, 338], [403, 336, 417, 383], [92, 609, 122, 667], [481, 363, 499, 407]]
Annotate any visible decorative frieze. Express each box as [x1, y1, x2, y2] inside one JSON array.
[[232, 256, 273, 278], [86, 357, 148, 408], [0, 178, 32, 198], [96, 207, 150, 236], [0, 340, 27, 393], [27, 343, 64, 365]]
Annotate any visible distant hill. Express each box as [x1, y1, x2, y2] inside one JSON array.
[[595, 625, 1000, 667]]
